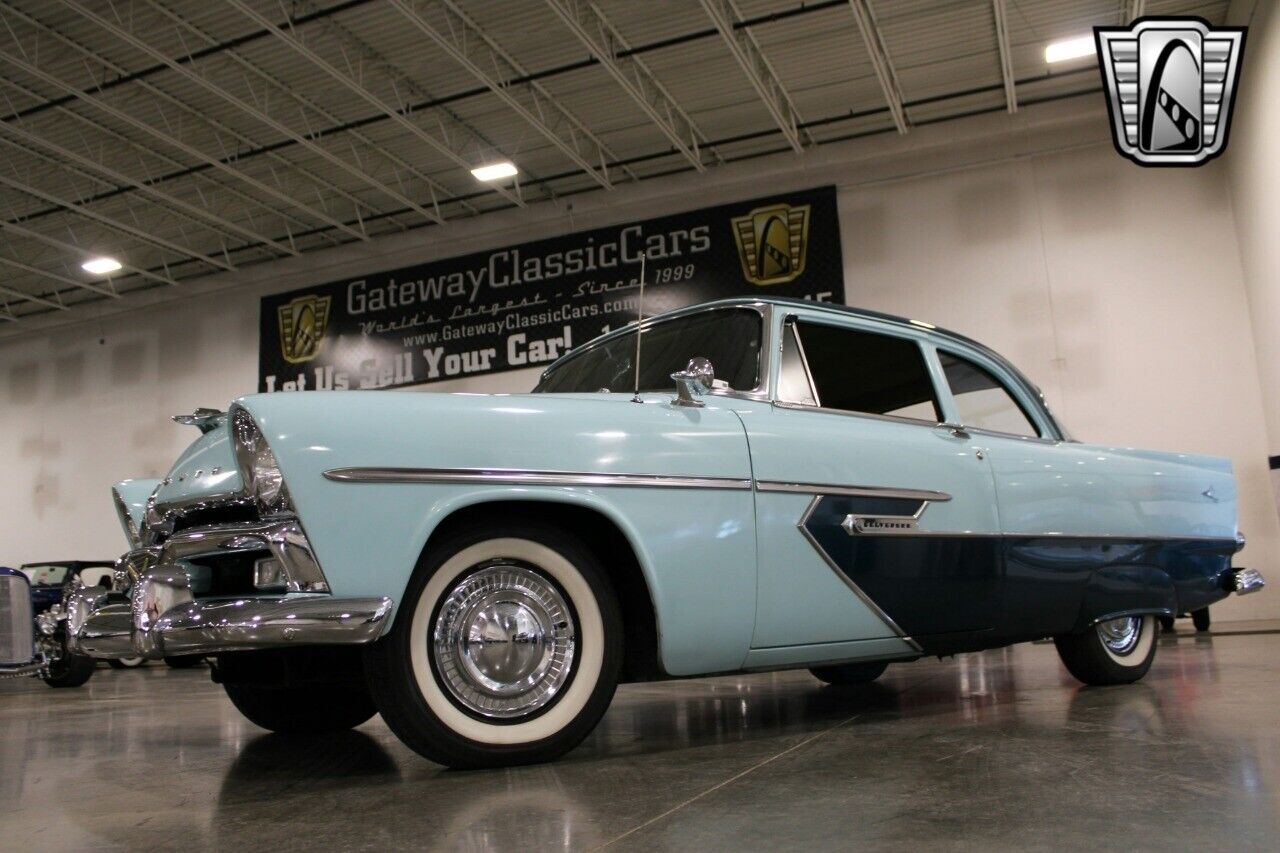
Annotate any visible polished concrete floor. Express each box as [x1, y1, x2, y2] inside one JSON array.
[[2, 630, 1278, 851]]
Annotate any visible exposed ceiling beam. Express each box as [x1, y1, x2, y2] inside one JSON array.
[[0, 267, 70, 310], [992, 0, 1017, 113], [0, 173, 234, 273], [698, 0, 804, 152], [546, 0, 706, 172], [148, 0, 479, 220], [388, 0, 622, 190], [0, 222, 150, 294], [847, 0, 908, 134], [64, 1, 454, 225], [0, 2, 365, 244], [0, 123, 296, 257], [219, 0, 521, 213], [0, 55, 368, 244]]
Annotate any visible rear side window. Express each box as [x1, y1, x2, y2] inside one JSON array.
[[788, 321, 942, 422], [938, 351, 1040, 437]]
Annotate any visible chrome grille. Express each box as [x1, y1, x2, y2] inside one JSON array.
[[0, 573, 34, 666]]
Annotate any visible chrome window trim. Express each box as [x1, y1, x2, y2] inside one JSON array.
[[796, 496, 923, 653], [534, 302, 774, 399], [323, 467, 754, 490], [933, 345, 1060, 442], [771, 399, 945, 431]]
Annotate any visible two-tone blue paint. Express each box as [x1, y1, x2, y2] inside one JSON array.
[[137, 297, 1245, 679]]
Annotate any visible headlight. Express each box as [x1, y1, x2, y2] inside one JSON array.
[[232, 409, 293, 516]]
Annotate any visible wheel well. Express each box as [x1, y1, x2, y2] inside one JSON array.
[[424, 500, 663, 683]]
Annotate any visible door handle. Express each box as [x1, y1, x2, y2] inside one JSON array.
[[939, 422, 970, 439]]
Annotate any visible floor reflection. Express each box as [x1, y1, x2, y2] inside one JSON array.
[[3, 634, 1279, 851]]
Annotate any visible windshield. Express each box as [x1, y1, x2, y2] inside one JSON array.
[[534, 308, 763, 394], [23, 564, 69, 586]]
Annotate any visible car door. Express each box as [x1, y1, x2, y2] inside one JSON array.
[[740, 312, 1003, 655]]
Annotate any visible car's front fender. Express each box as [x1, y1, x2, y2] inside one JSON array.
[[239, 391, 758, 677]]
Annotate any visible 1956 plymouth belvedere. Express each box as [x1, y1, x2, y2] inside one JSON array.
[[56, 297, 1263, 768]]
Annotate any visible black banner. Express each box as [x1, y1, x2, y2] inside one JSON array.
[[258, 185, 843, 392]]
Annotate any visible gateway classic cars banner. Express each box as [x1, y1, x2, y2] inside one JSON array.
[[258, 185, 843, 392]]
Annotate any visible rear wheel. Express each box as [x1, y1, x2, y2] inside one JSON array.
[[809, 660, 888, 686], [1191, 608, 1211, 632], [108, 656, 146, 669], [1055, 615, 1157, 686], [365, 521, 622, 769]]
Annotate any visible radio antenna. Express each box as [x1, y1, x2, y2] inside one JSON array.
[[631, 251, 646, 403]]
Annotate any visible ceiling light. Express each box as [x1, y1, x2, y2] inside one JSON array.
[[81, 257, 122, 275], [1045, 35, 1096, 64], [470, 161, 518, 182]]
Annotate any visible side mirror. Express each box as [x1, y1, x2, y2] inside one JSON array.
[[671, 357, 714, 407]]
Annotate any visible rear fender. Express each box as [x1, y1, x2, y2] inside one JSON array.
[[1073, 565, 1177, 631]]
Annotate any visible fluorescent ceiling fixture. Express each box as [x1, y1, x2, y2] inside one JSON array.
[[81, 256, 122, 275], [470, 161, 518, 182], [1044, 35, 1096, 64]]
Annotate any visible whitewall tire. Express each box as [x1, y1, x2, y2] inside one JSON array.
[[365, 520, 622, 769], [1054, 614, 1158, 686]]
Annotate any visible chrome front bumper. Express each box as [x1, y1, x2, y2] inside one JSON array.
[[69, 518, 393, 660]]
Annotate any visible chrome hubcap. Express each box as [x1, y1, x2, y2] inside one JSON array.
[[432, 563, 575, 719], [1097, 616, 1143, 655]]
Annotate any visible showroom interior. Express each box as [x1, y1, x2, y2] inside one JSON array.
[[2, 0, 1279, 849]]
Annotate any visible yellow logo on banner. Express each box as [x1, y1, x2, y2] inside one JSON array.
[[277, 294, 331, 364], [730, 202, 811, 286]]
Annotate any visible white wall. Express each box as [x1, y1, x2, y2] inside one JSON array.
[[3, 94, 1276, 622], [1228, 0, 1280, 512]]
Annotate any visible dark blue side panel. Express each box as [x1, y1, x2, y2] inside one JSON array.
[[801, 495, 1237, 649], [803, 496, 1002, 636]]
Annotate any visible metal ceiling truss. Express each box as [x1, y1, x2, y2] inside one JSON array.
[[847, 0, 908, 134], [698, 0, 805, 152], [992, 0, 1017, 113], [292, 0, 555, 202], [215, 0, 522, 213], [0, 264, 69, 310], [150, 0, 482, 220], [545, 0, 706, 172], [60, 1, 451, 227], [0, 31, 369, 246], [0, 3, 368, 246], [1125, 1, 1146, 22], [0, 170, 233, 273], [388, 0, 630, 191]]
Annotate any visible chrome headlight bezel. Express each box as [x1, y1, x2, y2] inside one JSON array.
[[231, 408, 294, 517], [112, 487, 141, 548]]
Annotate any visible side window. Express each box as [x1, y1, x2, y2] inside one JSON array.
[[785, 320, 942, 422], [938, 351, 1040, 437]]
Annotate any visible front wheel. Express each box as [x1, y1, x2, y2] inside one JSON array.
[[42, 636, 95, 688], [1055, 615, 1157, 686], [224, 682, 378, 734], [108, 656, 146, 669], [365, 521, 623, 769]]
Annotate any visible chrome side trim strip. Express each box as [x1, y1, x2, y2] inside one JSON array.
[[756, 480, 952, 502], [323, 467, 754, 490], [796, 496, 923, 653]]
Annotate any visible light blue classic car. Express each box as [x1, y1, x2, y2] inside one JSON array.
[[61, 297, 1263, 768]]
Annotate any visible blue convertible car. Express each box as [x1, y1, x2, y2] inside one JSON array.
[[58, 297, 1263, 767]]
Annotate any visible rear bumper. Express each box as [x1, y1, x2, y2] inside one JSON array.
[[69, 518, 393, 660], [1230, 567, 1265, 596]]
